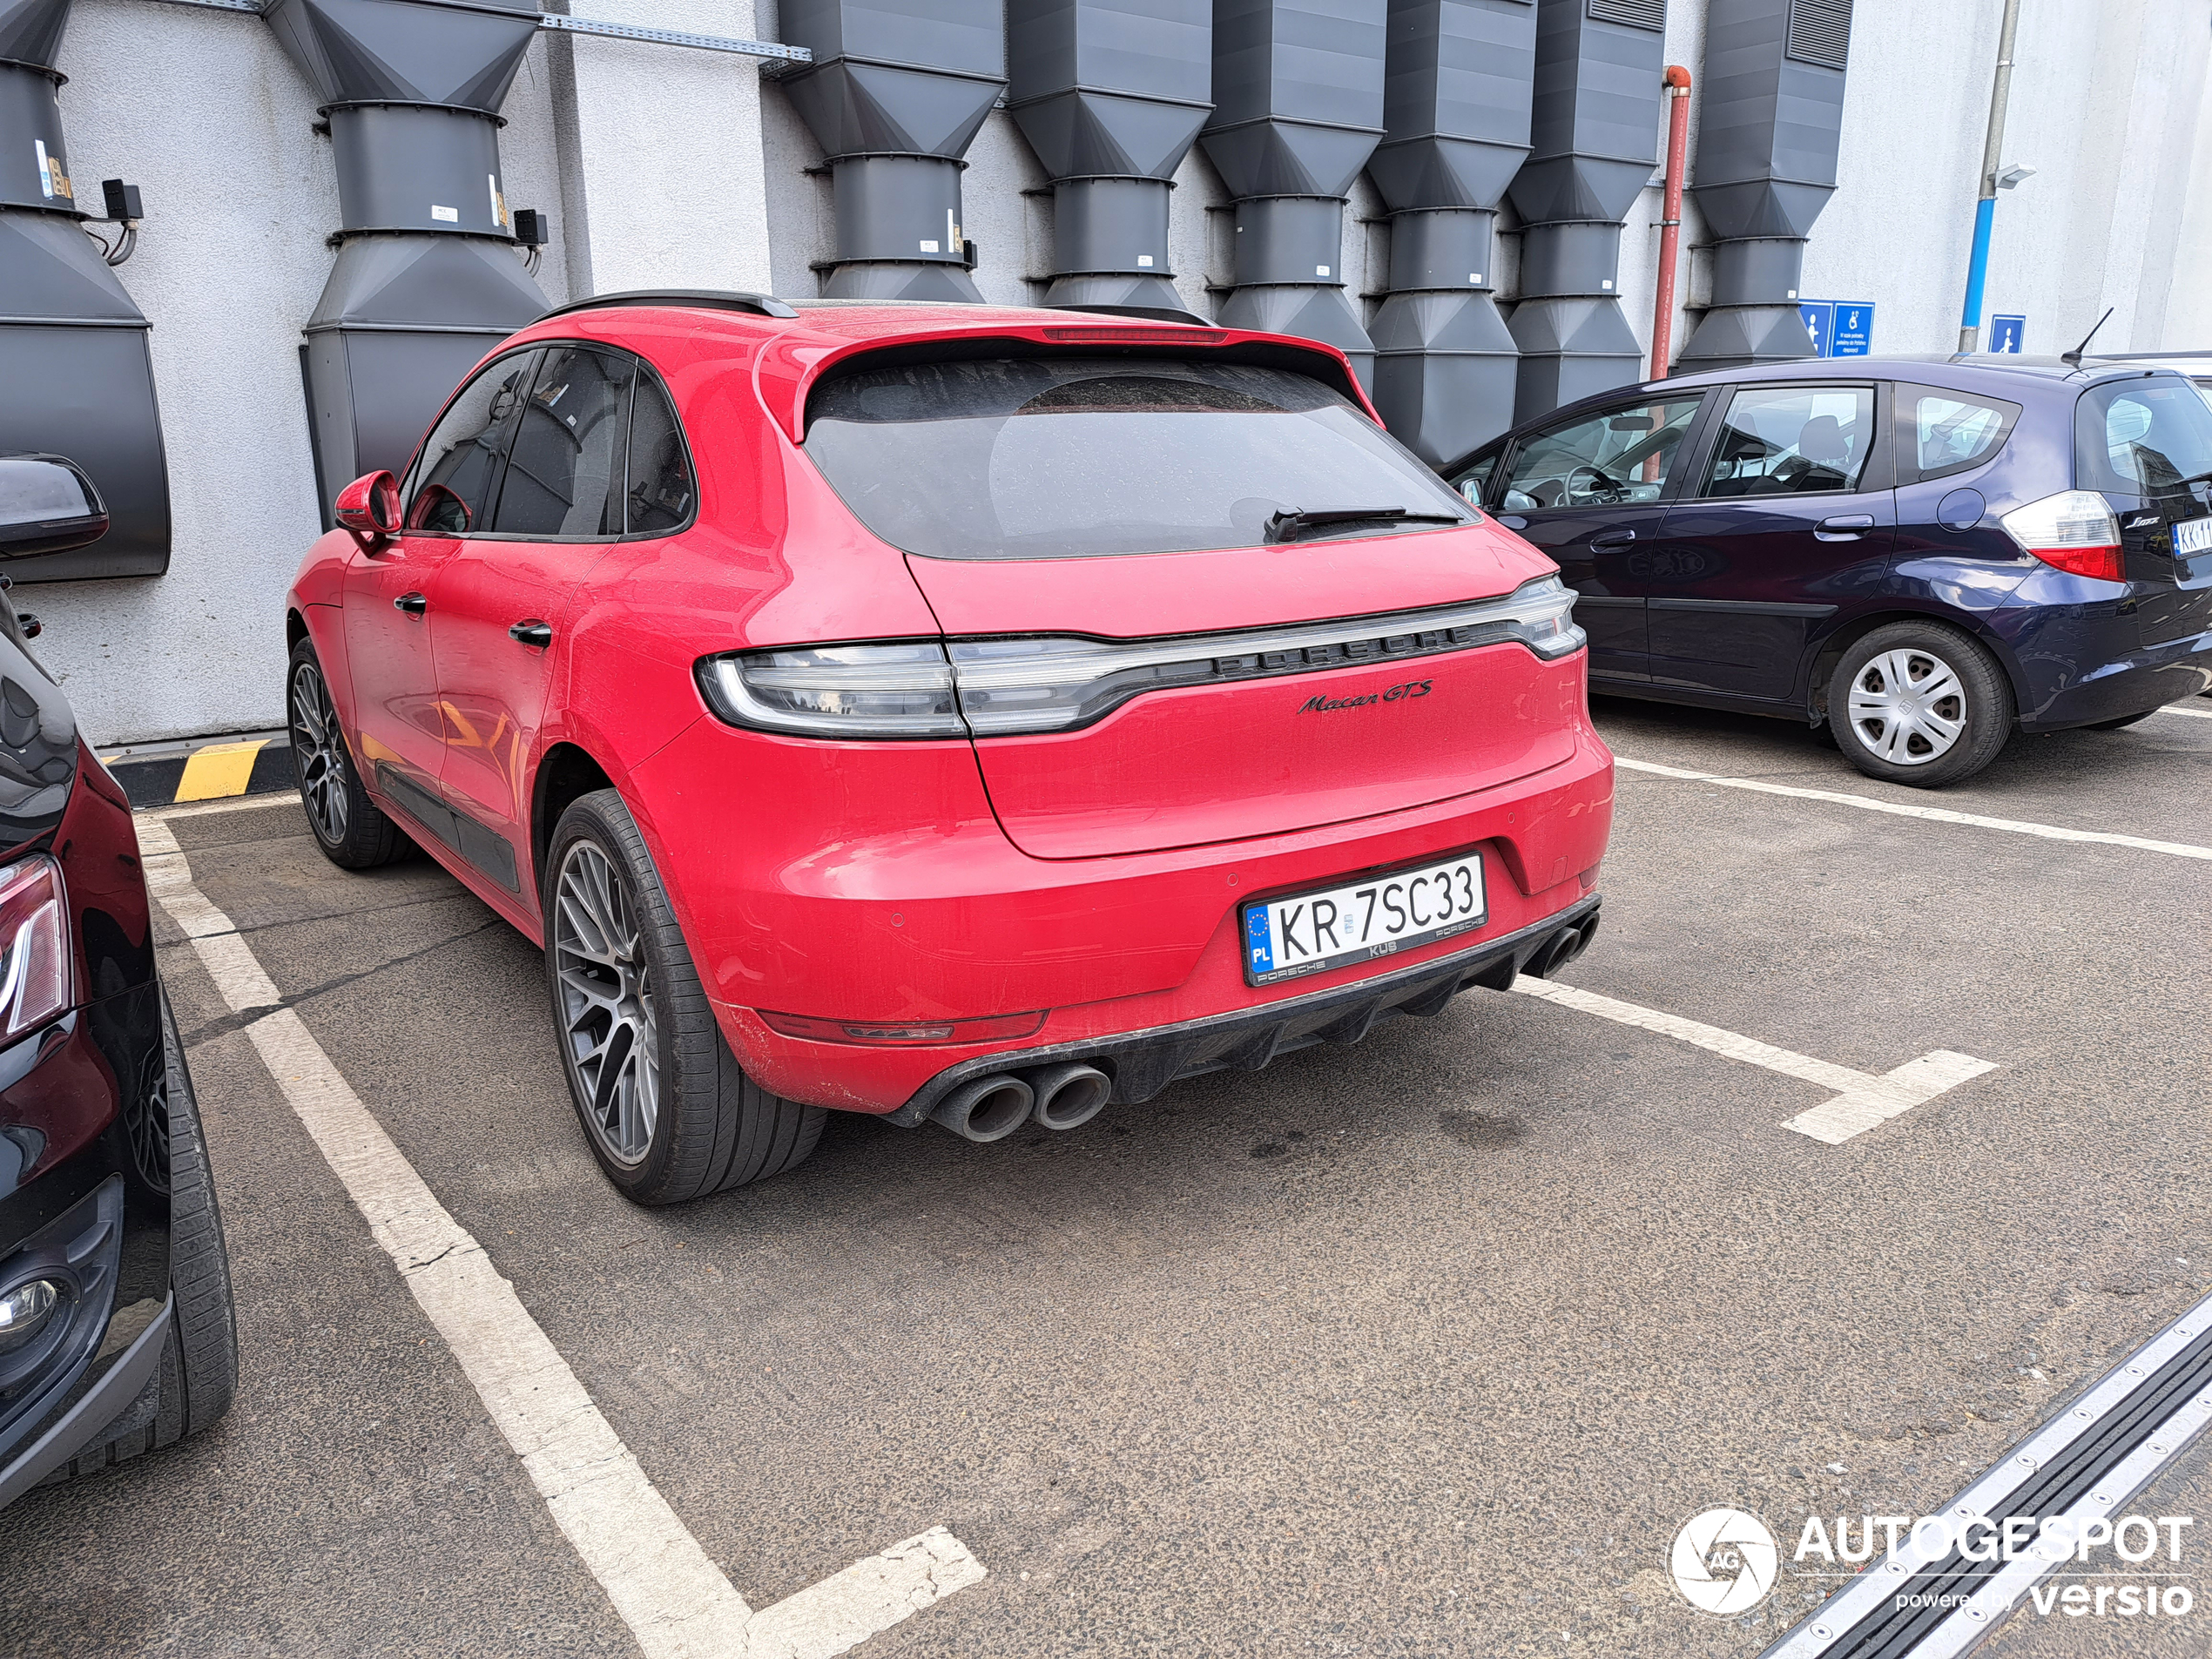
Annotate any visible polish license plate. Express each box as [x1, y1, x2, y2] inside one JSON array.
[[1242, 853, 1486, 987], [2174, 516, 2212, 557]]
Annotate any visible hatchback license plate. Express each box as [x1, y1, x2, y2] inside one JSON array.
[[2174, 516, 2212, 556], [1242, 853, 1486, 986]]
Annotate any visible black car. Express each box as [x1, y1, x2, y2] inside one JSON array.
[[1445, 355, 2212, 786], [0, 455, 235, 1512]]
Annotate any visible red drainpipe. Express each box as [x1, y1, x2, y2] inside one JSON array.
[[1649, 64, 1693, 381]]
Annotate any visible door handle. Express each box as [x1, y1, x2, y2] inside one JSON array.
[[393, 591, 427, 616], [1587, 529, 1638, 550], [1815, 514, 1876, 541], [509, 619, 554, 648]]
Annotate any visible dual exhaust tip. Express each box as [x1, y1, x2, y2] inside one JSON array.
[[930, 1062, 1110, 1143]]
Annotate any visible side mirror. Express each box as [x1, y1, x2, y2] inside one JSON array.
[[334, 470, 401, 548], [0, 455, 108, 557]]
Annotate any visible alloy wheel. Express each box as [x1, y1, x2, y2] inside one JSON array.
[[553, 840, 659, 1166], [289, 661, 349, 844], [1846, 647, 1967, 765]]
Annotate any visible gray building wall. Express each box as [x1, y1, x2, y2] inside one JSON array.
[[24, 0, 2212, 746]]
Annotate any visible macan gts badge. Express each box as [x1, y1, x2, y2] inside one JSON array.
[[287, 293, 1615, 1204]]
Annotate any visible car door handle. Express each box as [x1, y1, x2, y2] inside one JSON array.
[[1587, 529, 1637, 550], [393, 591, 427, 616], [509, 619, 554, 648], [1816, 514, 1876, 541]]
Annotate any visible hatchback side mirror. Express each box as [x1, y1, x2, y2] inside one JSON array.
[[334, 470, 401, 549], [0, 455, 108, 557]]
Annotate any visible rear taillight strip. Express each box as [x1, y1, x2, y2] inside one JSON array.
[[697, 577, 1587, 741]]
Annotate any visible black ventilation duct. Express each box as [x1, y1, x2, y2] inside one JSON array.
[[0, 0, 170, 580], [1201, 0, 1389, 388], [1366, 0, 1536, 466], [778, 0, 1006, 302], [264, 0, 546, 495], [1503, 0, 1667, 420], [1006, 0, 1212, 322], [1673, 0, 1849, 370]]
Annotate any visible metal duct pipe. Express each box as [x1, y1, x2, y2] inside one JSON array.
[[1200, 0, 1388, 388], [1673, 0, 1851, 372], [0, 0, 171, 580], [264, 0, 546, 497], [1366, 0, 1536, 466], [1006, 0, 1212, 321], [778, 0, 1006, 302], [1648, 62, 1689, 377], [1504, 0, 1668, 421]]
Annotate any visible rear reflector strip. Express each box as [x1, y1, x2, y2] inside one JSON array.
[[759, 1009, 1047, 1045], [1763, 1285, 2212, 1659]]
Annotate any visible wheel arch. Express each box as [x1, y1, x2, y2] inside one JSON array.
[[1802, 606, 2028, 723], [531, 742, 617, 902]]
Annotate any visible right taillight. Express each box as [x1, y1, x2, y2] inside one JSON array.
[[0, 854, 70, 1045], [2000, 489, 2124, 583]]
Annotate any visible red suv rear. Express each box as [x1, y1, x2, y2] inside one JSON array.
[[285, 295, 1613, 1204]]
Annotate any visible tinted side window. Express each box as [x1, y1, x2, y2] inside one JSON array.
[[2075, 377, 2212, 498], [490, 346, 635, 537], [1901, 385, 2020, 483], [1501, 396, 1705, 509], [1700, 384, 1874, 497], [625, 372, 696, 535], [406, 351, 538, 534], [1450, 442, 1505, 506]]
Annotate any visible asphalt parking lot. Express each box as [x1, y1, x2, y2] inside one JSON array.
[[2, 698, 2208, 1658]]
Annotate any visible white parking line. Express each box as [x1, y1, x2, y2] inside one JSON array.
[[1508, 975, 1998, 1144], [1614, 755, 2212, 860], [135, 818, 985, 1659], [2154, 703, 2212, 720]]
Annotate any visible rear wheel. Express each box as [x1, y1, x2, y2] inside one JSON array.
[[543, 789, 823, 1204], [1827, 622, 2013, 787], [44, 985, 237, 1485], [288, 639, 411, 868]]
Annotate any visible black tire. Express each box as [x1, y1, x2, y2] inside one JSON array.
[[543, 789, 824, 1204], [1827, 621, 2013, 788], [43, 985, 238, 1485], [2089, 709, 2160, 731], [287, 638, 411, 869]]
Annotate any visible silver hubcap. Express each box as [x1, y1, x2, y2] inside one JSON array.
[[553, 840, 659, 1166], [1847, 647, 1967, 765], [290, 661, 349, 844]]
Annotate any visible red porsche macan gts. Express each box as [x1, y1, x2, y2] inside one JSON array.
[[287, 293, 1614, 1204]]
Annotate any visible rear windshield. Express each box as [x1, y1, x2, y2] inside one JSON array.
[[802, 357, 1474, 560], [2076, 376, 2212, 498]]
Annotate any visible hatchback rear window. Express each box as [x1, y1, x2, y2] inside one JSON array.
[[2076, 377, 2212, 498], [801, 357, 1474, 560]]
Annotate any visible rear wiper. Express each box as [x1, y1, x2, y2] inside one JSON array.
[[1264, 506, 1463, 543]]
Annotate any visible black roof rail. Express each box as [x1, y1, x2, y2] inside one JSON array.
[[536, 289, 799, 322]]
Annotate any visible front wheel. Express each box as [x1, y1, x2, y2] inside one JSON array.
[[543, 789, 823, 1204], [1827, 622, 2014, 787], [287, 639, 412, 868]]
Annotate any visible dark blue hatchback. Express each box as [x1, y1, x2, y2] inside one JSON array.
[[1444, 355, 2212, 786]]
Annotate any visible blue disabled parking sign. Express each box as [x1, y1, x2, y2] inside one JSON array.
[[1989, 314, 2027, 353], [1829, 303, 1874, 356]]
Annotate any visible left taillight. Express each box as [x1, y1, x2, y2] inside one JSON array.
[[2000, 489, 2124, 583], [0, 854, 71, 1045]]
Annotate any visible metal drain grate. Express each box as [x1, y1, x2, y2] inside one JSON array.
[[1764, 1288, 2212, 1658]]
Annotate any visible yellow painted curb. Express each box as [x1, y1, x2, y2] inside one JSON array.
[[175, 738, 270, 801]]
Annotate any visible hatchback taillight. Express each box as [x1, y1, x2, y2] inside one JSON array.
[[2000, 489, 2124, 583], [0, 854, 70, 1045]]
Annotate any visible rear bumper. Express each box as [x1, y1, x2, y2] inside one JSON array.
[[639, 718, 1615, 1115], [885, 894, 1600, 1123], [2014, 621, 2212, 731]]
